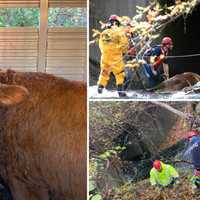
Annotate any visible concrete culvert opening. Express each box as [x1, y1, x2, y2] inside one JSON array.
[[112, 104, 178, 162], [113, 125, 151, 161]]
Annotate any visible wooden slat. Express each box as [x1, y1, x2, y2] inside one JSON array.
[[0, 0, 86, 8], [47, 63, 85, 68], [0, 42, 37, 50], [49, 0, 86, 7], [37, 0, 48, 72], [54, 74, 84, 80], [47, 56, 85, 60], [48, 35, 86, 40], [0, 50, 37, 57], [0, 59, 36, 67], [0, 1, 40, 7], [48, 29, 86, 41], [47, 49, 86, 57], [47, 63, 85, 67], [0, 4, 86, 79], [0, 38, 37, 41], [0, 48, 37, 51], [47, 71, 85, 76], [0, 35, 38, 40], [0, 28, 38, 41], [0, 66, 37, 72], [0, 57, 36, 60], [47, 27, 86, 80], [48, 28, 86, 32], [48, 41, 86, 50], [0, 27, 38, 72], [0, 28, 38, 33], [46, 68, 84, 73]]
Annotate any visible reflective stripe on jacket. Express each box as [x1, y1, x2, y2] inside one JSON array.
[[150, 162, 179, 186], [191, 176, 200, 185]]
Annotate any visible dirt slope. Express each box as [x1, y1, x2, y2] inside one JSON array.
[[113, 175, 199, 200]]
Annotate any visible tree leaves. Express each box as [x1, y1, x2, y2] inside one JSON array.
[[0, 7, 86, 27]]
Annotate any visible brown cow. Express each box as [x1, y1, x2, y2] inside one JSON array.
[[0, 69, 87, 200], [149, 72, 200, 92]]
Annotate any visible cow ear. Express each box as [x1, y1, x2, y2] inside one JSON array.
[[0, 84, 29, 106]]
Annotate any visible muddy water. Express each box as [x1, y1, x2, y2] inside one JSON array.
[[89, 86, 200, 99]]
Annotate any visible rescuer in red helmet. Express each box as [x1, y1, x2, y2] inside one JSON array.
[[108, 14, 121, 28], [184, 130, 200, 194], [143, 36, 173, 88], [150, 160, 179, 188]]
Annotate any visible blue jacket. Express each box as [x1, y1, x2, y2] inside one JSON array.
[[184, 136, 200, 169], [143, 45, 168, 65]]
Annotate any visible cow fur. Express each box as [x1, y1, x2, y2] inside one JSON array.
[[0, 69, 87, 200], [149, 72, 200, 92]]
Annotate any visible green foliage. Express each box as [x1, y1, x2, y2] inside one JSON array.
[[98, 146, 126, 160], [90, 194, 103, 200], [0, 8, 39, 27], [90, 159, 98, 178], [92, 0, 198, 58], [89, 180, 103, 200], [0, 7, 86, 27], [48, 8, 87, 27]]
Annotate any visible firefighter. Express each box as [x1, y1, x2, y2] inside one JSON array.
[[143, 37, 173, 88], [150, 160, 179, 189], [97, 15, 129, 97], [184, 130, 200, 194]]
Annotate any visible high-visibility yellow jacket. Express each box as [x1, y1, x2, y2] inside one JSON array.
[[99, 27, 129, 65], [150, 162, 179, 186]]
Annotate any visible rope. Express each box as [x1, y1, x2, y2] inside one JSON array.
[[167, 53, 200, 58], [126, 53, 200, 60]]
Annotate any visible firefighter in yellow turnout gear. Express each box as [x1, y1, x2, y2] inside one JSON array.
[[150, 160, 180, 188], [97, 15, 129, 97]]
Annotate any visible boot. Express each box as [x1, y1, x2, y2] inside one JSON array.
[[124, 68, 132, 90], [117, 84, 127, 97], [97, 85, 104, 94], [123, 76, 130, 91]]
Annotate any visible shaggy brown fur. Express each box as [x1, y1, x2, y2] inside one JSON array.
[[0, 69, 87, 200], [149, 72, 200, 92]]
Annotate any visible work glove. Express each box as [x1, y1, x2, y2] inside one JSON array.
[[173, 180, 180, 189], [138, 59, 145, 65], [171, 177, 180, 186], [159, 54, 165, 61]]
